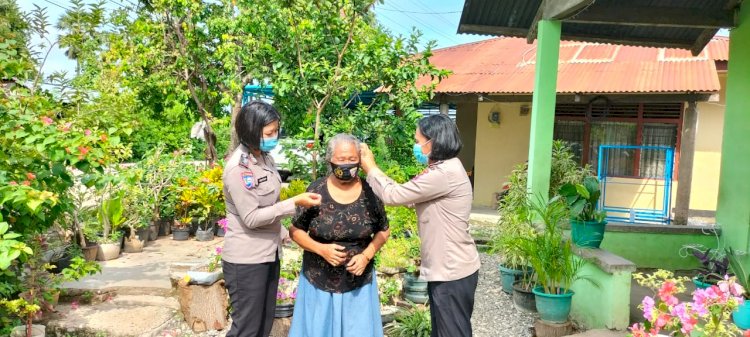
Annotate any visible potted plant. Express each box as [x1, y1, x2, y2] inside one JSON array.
[[399, 237, 427, 305], [689, 248, 729, 289], [378, 277, 401, 323], [172, 217, 192, 241], [520, 196, 590, 323], [560, 176, 607, 248], [275, 254, 301, 318], [96, 192, 125, 261], [726, 247, 750, 329]]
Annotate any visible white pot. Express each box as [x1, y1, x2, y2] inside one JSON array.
[[187, 270, 223, 285], [96, 243, 121, 261], [11, 324, 45, 337]]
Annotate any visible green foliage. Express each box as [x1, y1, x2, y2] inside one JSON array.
[[559, 176, 606, 222], [377, 237, 420, 272], [60, 256, 101, 283], [280, 179, 309, 201], [493, 141, 591, 268], [385, 206, 418, 239], [378, 277, 400, 306], [726, 247, 749, 297], [0, 215, 32, 271], [175, 165, 224, 230], [97, 190, 126, 242], [385, 305, 432, 337], [517, 196, 587, 295]]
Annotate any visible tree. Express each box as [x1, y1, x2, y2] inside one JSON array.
[[265, 0, 448, 178]]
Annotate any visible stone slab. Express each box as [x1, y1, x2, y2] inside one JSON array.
[[47, 301, 176, 337], [573, 247, 637, 273], [565, 329, 628, 337]]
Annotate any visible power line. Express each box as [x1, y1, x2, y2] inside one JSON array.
[[413, 0, 456, 27], [383, 3, 462, 46], [41, 0, 71, 11], [378, 8, 461, 15]]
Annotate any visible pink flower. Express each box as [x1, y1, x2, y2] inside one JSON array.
[[642, 296, 655, 320], [70, 301, 79, 310], [671, 303, 697, 334], [84, 129, 92, 136], [9, 181, 17, 186], [41, 116, 53, 125], [215, 246, 222, 255], [26, 172, 36, 180], [61, 122, 72, 131], [218, 218, 229, 230]]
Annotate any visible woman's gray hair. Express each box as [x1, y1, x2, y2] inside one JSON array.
[[325, 133, 361, 164]]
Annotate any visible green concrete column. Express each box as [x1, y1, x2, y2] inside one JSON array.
[[718, 4, 750, 253], [527, 19, 562, 199]]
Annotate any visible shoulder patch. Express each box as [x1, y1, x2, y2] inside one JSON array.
[[241, 171, 255, 189], [239, 154, 250, 168]]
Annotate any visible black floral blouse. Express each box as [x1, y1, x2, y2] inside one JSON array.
[[293, 177, 389, 293]]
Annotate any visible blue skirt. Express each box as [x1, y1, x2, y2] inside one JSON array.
[[288, 271, 384, 337]]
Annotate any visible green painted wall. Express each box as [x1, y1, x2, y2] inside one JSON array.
[[570, 257, 632, 330], [526, 19, 561, 200], [718, 2, 750, 256], [600, 231, 719, 270]]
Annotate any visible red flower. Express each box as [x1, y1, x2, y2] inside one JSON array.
[[26, 172, 36, 180], [22, 180, 30, 186], [100, 134, 108, 142], [9, 181, 17, 186], [78, 146, 90, 159], [744, 329, 750, 337]]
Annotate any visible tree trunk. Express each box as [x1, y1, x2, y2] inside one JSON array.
[[533, 319, 573, 337], [269, 318, 292, 337], [177, 279, 229, 333], [229, 92, 243, 154], [311, 104, 322, 180]]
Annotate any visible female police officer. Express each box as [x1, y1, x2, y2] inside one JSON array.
[[360, 114, 480, 337], [222, 101, 321, 337]]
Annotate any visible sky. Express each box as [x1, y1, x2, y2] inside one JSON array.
[[19, 0, 730, 79]]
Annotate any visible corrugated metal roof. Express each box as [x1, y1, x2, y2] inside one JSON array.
[[418, 37, 727, 94], [458, 0, 737, 53]]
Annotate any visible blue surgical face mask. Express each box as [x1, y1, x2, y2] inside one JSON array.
[[260, 137, 279, 152], [413, 140, 431, 165]]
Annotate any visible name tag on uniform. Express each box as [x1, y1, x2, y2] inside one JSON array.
[[257, 176, 268, 185]]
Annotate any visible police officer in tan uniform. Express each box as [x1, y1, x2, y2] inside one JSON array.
[[222, 101, 321, 337], [360, 114, 481, 337]]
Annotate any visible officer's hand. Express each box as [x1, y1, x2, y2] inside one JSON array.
[[293, 193, 321, 208], [346, 254, 369, 276], [317, 244, 347, 267], [359, 144, 376, 173]]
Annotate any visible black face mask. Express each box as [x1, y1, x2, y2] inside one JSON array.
[[330, 162, 360, 182]]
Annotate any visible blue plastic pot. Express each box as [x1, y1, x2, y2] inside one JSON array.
[[733, 300, 750, 329], [533, 286, 574, 323], [499, 264, 532, 294], [692, 278, 713, 289], [571, 219, 607, 248]]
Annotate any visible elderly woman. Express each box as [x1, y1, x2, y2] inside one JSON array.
[[360, 114, 480, 337], [288, 133, 390, 337]]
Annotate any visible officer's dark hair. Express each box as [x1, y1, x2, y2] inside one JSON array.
[[418, 114, 462, 161], [236, 101, 281, 151]]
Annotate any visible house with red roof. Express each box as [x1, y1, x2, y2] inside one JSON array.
[[421, 36, 729, 224]]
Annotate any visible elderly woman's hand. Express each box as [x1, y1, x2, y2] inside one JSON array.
[[359, 143, 376, 173], [316, 243, 348, 267], [346, 254, 369, 276]]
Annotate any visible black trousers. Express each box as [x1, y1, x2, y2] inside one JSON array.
[[223, 258, 280, 337], [427, 271, 479, 337]]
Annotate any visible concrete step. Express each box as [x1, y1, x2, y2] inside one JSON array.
[[46, 298, 177, 337]]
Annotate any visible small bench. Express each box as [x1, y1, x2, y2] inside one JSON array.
[[570, 246, 636, 331]]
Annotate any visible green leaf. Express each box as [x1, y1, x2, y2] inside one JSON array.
[[559, 184, 577, 197], [575, 184, 590, 199], [570, 199, 586, 217], [0, 222, 7, 234]]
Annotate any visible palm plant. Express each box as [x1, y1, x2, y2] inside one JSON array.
[[519, 195, 586, 294]]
